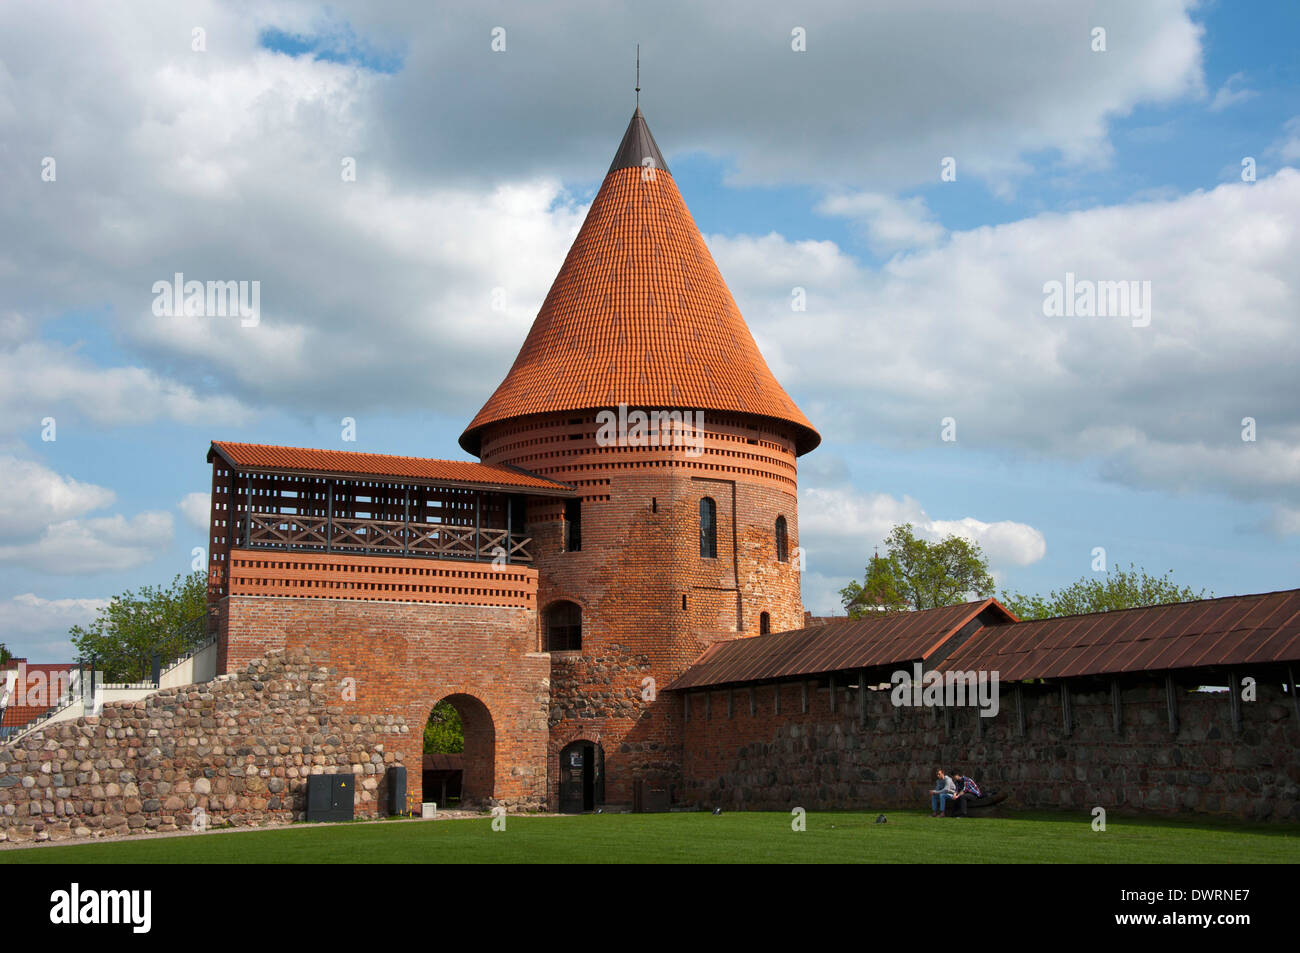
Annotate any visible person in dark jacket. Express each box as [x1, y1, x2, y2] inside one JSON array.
[[949, 771, 983, 816]]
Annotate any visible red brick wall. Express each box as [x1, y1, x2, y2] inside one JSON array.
[[217, 595, 549, 810], [481, 412, 803, 807]]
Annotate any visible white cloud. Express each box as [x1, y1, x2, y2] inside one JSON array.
[[178, 492, 211, 533], [799, 485, 1047, 566], [1209, 72, 1256, 112], [817, 192, 945, 255], [0, 512, 173, 575], [794, 486, 1046, 613], [0, 340, 250, 437], [0, 593, 108, 660], [720, 169, 1300, 508], [0, 455, 115, 538]]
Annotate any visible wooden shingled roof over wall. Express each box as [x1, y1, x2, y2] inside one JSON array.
[[671, 589, 1300, 690], [668, 599, 1015, 690], [940, 588, 1300, 681]]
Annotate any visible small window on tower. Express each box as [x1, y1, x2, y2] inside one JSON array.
[[565, 498, 582, 552], [545, 601, 582, 652], [700, 497, 717, 559], [776, 516, 788, 563], [760, 612, 771, 635]]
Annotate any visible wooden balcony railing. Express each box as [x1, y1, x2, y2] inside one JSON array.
[[243, 512, 533, 563]]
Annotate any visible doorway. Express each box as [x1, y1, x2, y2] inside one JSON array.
[[558, 740, 605, 813]]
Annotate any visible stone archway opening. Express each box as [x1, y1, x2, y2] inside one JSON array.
[[423, 693, 496, 808]]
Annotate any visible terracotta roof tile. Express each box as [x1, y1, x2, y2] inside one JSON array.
[[461, 110, 819, 456], [208, 442, 573, 494]]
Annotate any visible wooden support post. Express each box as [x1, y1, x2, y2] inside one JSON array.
[[244, 474, 252, 547], [505, 494, 512, 565], [774, 683, 781, 715], [1290, 665, 1300, 725], [1228, 668, 1241, 735], [749, 686, 756, 717], [326, 480, 334, 553], [859, 670, 868, 726], [1111, 677, 1122, 735], [683, 692, 690, 722], [705, 691, 711, 721], [403, 485, 410, 556], [474, 492, 481, 560], [1060, 683, 1073, 737], [829, 674, 837, 714], [727, 688, 734, 719], [1015, 684, 1025, 736], [801, 681, 808, 714], [1165, 673, 1180, 735]]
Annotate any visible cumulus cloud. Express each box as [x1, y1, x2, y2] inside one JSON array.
[[719, 169, 1300, 511], [0, 0, 1209, 429], [0, 592, 108, 660], [817, 192, 945, 255], [0, 456, 115, 538], [0, 512, 173, 575], [177, 492, 211, 533], [800, 486, 1046, 569], [0, 340, 250, 436]]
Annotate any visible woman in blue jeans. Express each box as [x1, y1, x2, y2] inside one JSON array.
[[930, 768, 956, 816]]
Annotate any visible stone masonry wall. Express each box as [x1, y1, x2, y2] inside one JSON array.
[[0, 647, 406, 844], [681, 675, 1300, 821]]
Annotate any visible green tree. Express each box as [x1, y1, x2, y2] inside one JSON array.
[[68, 572, 208, 681], [840, 523, 995, 617], [999, 564, 1209, 620], [423, 700, 464, 754]]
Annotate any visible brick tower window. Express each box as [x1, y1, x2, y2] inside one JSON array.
[[564, 499, 582, 552], [700, 497, 717, 559], [760, 611, 771, 635], [775, 516, 788, 562], [545, 601, 582, 652]]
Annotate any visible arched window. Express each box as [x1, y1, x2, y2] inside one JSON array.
[[545, 601, 582, 651], [699, 497, 717, 558], [775, 516, 788, 563], [760, 611, 771, 635]]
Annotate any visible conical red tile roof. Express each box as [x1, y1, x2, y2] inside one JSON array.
[[460, 109, 819, 456]]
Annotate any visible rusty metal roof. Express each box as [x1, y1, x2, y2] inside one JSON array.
[[460, 109, 819, 457], [940, 588, 1300, 680], [208, 442, 574, 494], [668, 599, 1015, 690]]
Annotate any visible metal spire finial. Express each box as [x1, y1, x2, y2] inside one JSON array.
[[635, 44, 640, 107]]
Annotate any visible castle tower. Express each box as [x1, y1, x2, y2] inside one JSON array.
[[461, 107, 819, 810]]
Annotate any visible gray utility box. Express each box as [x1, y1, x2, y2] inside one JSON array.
[[306, 774, 355, 823]]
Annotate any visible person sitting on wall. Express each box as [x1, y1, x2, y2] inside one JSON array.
[[930, 769, 955, 817], [948, 771, 983, 817]]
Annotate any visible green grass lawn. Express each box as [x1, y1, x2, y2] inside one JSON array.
[[3, 810, 1298, 864]]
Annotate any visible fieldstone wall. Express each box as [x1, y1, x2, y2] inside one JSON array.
[[0, 647, 406, 843], [681, 675, 1300, 821]]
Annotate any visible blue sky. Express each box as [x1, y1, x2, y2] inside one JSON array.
[[1, 0, 1298, 658]]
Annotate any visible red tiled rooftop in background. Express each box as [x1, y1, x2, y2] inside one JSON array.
[[941, 588, 1300, 681], [208, 441, 573, 493], [668, 600, 1012, 690], [2, 662, 75, 728], [460, 115, 819, 457]]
